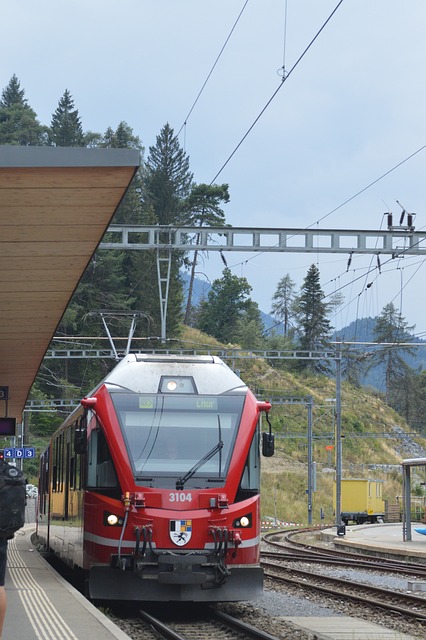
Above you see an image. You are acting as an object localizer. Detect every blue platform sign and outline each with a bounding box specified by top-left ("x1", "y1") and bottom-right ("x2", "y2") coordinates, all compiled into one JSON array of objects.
[{"x1": 3, "y1": 447, "x2": 36, "y2": 460}]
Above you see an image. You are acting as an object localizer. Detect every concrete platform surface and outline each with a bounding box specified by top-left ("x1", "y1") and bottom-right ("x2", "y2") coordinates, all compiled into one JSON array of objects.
[
  {"x1": 322, "y1": 522, "x2": 426, "y2": 560},
  {"x1": 284, "y1": 616, "x2": 417, "y2": 639},
  {"x1": 3, "y1": 525, "x2": 131, "y2": 640}
]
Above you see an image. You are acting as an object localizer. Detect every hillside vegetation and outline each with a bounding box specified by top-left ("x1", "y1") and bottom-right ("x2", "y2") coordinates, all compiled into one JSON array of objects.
[
  {"x1": 25, "y1": 327, "x2": 426, "y2": 525},
  {"x1": 181, "y1": 328, "x2": 426, "y2": 525}
]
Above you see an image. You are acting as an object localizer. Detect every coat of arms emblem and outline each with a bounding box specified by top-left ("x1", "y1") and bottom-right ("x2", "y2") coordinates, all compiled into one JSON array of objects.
[{"x1": 169, "y1": 519, "x2": 192, "y2": 546}]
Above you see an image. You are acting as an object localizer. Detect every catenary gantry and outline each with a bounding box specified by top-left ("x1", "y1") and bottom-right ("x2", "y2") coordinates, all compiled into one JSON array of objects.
[
  {"x1": 0, "y1": 145, "x2": 139, "y2": 420},
  {"x1": 100, "y1": 224, "x2": 426, "y2": 254}
]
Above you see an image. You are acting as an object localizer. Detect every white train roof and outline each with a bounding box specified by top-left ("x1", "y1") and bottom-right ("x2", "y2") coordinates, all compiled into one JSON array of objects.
[{"x1": 103, "y1": 353, "x2": 248, "y2": 395}]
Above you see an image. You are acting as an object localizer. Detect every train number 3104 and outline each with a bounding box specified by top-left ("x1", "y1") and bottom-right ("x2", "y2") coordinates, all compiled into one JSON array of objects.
[{"x1": 169, "y1": 492, "x2": 192, "y2": 503}]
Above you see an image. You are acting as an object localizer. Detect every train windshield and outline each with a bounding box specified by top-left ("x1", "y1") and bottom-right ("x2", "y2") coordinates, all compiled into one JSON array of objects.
[{"x1": 110, "y1": 393, "x2": 245, "y2": 488}]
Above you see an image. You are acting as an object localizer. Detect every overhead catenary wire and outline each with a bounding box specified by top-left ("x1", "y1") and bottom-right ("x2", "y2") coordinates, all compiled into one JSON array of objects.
[
  {"x1": 327, "y1": 256, "x2": 426, "y2": 340},
  {"x1": 177, "y1": 0, "x2": 250, "y2": 140},
  {"x1": 227, "y1": 142, "x2": 426, "y2": 275},
  {"x1": 279, "y1": 0, "x2": 289, "y2": 80},
  {"x1": 311, "y1": 143, "x2": 426, "y2": 229},
  {"x1": 210, "y1": 0, "x2": 345, "y2": 184},
  {"x1": 212, "y1": 6, "x2": 426, "y2": 301},
  {"x1": 303, "y1": 199, "x2": 426, "y2": 343},
  {"x1": 174, "y1": 0, "x2": 425, "y2": 321}
]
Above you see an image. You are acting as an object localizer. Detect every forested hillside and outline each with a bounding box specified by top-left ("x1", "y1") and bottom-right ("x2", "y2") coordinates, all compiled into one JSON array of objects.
[{"x1": 3, "y1": 73, "x2": 426, "y2": 521}]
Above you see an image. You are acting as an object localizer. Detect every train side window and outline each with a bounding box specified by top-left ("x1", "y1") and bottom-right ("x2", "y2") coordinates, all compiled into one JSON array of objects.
[
  {"x1": 236, "y1": 429, "x2": 260, "y2": 501},
  {"x1": 87, "y1": 427, "x2": 119, "y2": 491},
  {"x1": 52, "y1": 433, "x2": 66, "y2": 493},
  {"x1": 71, "y1": 419, "x2": 84, "y2": 490},
  {"x1": 52, "y1": 439, "x2": 58, "y2": 492},
  {"x1": 70, "y1": 454, "x2": 76, "y2": 490},
  {"x1": 69, "y1": 423, "x2": 81, "y2": 491},
  {"x1": 59, "y1": 433, "x2": 64, "y2": 492}
]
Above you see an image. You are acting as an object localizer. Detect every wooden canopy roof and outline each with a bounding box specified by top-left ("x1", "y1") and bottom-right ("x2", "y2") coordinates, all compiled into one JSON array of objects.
[{"x1": 0, "y1": 146, "x2": 139, "y2": 421}]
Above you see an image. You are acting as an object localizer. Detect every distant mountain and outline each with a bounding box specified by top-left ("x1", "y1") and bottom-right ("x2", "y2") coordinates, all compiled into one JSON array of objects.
[
  {"x1": 335, "y1": 317, "x2": 377, "y2": 343},
  {"x1": 181, "y1": 271, "x2": 211, "y2": 307}
]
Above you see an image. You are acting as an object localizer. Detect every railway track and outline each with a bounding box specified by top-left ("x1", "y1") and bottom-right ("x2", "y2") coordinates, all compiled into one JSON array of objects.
[
  {"x1": 261, "y1": 528, "x2": 426, "y2": 630},
  {"x1": 136, "y1": 606, "x2": 282, "y2": 640},
  {"x1": 261, "y1": 549, "x2": 426, "y2": 577},
  {"x1": 263, "y1": 560, "x2": 426, "y2": 623},
  {"x1": 263, "y1": 528, "x2": 426, "y2": 576}
]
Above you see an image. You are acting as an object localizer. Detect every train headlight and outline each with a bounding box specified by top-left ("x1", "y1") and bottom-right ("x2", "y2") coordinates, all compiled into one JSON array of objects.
[
  {"x1": 159, "y1": 376, "x2": 196, "y2": 393},
  {"x1": 103, "y1": 511, "x2": 123, "y2": 526},
  {"x1": 233, "y1": 513, "x2": 252, "y2": 528}
]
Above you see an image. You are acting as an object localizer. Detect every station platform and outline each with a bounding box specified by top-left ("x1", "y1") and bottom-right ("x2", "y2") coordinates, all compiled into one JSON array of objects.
[
  {"x1": 3, "y1": 520, "x2": 421, "y2": 640},
  {"x1": 278, "y1": 523, "x2": 423, "y2": 639},
  {"x1": 282, "y1": 616, "x2": 417, "y2": 639},
  {"x1": 3, "y1": 524, "x2": 131, "y2": 640},
  {"x1": 321, "y1": 522, "x2": 426, "y2": 561}
]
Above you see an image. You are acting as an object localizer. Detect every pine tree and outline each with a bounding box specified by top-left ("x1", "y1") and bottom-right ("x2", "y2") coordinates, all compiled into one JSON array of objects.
[
  {"x1": 140, "y1": 123, "x2": 193, "y2": 337},
  {"x1": 0, "y1": 75, "x2": 47, "y2": 145},
  {"x1": 196, "y1": 268, "x2": 252, "y2": 343},
  {"x1": 50, "y1": 89, "x2": 84, "y2": 146},
  {"x1": 235, "y1": 299, "x2": 265, "y2": 349},
  {"x1": 340, "y1": 344, "x2": 368, "y2": 387},
  {"x1": 409, "y1": 370, "x2": 426, "y2": 434},
  {"x1": 101, "y1": 121, "x2": 142, "y2": 151},
  {"x1": 368, "y1": 302, "x2": 416, "y2": 403},
  {"x1": 182, "y1": 183, "x2": 230, "y2": 324},
  {"x1": 293, "y1": 264, "x2": 332, "y2": 373},
  {"x1": 98, "y1": 122, "x2": 171, "y2": 339},
  {"x1": 58, "y1": 120, "x2": 145, "y2": 346},
  {"x1": 0, "y1": 74, "x2": 26, "y2": 107},
  {"x1": 100, "y1": 121, "x2": 144, "y2": 224},
  {"x1": 144, "y1": 123, "x2": 193, "y2": 224},
  {"x1": 271, "y1": 274, "x2": 296, "y2": 336}
]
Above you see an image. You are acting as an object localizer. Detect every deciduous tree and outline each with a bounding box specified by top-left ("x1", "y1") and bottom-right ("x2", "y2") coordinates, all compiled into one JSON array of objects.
[{"x1": 196, "y1": 268, "x2": 252, "y2": 343}]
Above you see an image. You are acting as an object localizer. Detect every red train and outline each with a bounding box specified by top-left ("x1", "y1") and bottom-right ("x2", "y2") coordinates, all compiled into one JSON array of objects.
[{"x1": 37, "y1": 354, "x2": 273, "y2": 602}]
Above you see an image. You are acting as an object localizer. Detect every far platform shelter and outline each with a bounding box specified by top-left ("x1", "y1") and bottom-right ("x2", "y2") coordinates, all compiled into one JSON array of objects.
[
  {"x1": 402, "y1": 457, "x2": 426, "y2": 541},
  {"x1": 0, "y1": 145, "x2": 139, "y2": 421}
]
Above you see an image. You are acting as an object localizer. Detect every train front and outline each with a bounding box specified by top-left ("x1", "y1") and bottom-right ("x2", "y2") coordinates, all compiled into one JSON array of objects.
[{"x1": 86, "y1": 354, "x2": 272, "y2": 602}]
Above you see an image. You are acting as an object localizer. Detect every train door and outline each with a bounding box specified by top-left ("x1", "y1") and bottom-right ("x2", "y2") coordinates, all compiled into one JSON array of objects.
[
  {"x1": 37, "y1": 446, "x2": 51, "y2": 548},
  {"x1": 64, "y1": 436, "x2": 71, "y2": 521}
]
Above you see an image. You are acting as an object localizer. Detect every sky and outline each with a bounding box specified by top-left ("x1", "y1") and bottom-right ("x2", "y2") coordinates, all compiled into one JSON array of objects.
[{"x1": 3, "y1": 0, "x2": 426, "y2": 337}]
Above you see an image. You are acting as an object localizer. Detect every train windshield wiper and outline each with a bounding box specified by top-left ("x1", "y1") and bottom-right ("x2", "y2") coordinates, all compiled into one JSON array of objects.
[{"x1": 176, "y1": 441, "x2": 223, "y2": 490}]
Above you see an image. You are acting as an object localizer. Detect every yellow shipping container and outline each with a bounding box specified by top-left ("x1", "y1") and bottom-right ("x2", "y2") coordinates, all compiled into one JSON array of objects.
[{"x1": 334, "y1": 478, "x2": 385, "y2": 525}]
